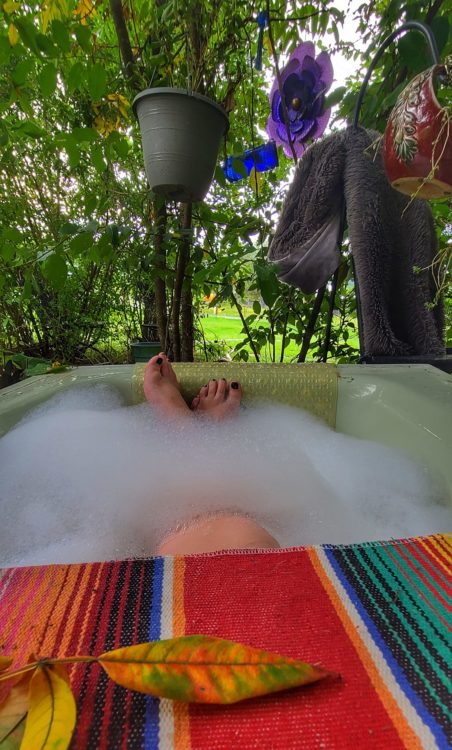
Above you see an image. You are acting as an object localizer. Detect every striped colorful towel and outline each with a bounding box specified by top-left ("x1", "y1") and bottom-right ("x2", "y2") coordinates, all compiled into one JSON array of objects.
[{"x1": 0, "y1": 535, "x2": 450, "y2": 749}]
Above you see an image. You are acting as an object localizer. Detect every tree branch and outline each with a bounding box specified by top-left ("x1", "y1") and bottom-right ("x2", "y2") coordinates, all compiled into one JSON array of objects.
[{"x1": 109, "y1": 0, "x2": 137, "y2": 85}]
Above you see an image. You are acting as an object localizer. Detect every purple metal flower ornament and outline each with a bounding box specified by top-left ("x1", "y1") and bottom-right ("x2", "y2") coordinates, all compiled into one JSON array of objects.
[{"x1": 266, "y1": 41, "x2": 334, "y2": 158}]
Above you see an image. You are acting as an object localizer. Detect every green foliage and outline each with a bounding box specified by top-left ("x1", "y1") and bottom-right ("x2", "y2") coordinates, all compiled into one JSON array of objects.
[{"x1": 0, "y1": 0, "x2": 449, "y2": 364}]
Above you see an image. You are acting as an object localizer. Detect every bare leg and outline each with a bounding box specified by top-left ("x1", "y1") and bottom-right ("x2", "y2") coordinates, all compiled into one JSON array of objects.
[
  {"x1": 157, "y1": 513, "x2": 280, "y2": 555},
  {"x1": 143, "y1": 353, "x2": 192, "y2": 420},
  {"x1": 191, "y1": 378, "x2": 242, "y2": 421}
]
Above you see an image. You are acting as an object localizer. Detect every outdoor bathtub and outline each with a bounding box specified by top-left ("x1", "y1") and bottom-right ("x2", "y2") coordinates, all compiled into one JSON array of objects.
[{"x1": 0, "y1": 362, "x2": 451, "y2": 500}]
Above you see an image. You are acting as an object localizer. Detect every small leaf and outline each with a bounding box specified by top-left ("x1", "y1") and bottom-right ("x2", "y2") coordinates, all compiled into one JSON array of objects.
[
  {"x1": 41, "y1": 253, "x2": 67, "y2": 289},
  {"x1": 324, "y1": 86, "x2": 346, "y2": 109},
  {"x1": 7, "y1": 24, "x2": 18, "y2": 46},
  {"x1": 74, "y1": 24, "x2": 91, "y2": 52},
  {"x1": 3, "y1": 1, "x2": 21, "y2": 12},
  {"x1": 231, "y1": 158, "x2": 248, "y2": 179},
  {"x1": 249, "y1": 167, "x2": 263, "y2": 195},
  {"x1": 0, "y1": 670, "x2": 31, "y2": 748},
  {"x1": 252, "y1": 300, "x2": 261, "y2": 315},
  {"x1": 66, "y1": 61, "x2": 84, "y2": 93},
  {"x1": 20, "y1": 663, "x2": 76, "y2": 750},
  {"x1": 50, "y1": 19, "x2": 70, "y2": 53},
  {"x1": 38, "y1": 63, "x2": 57, "y2": 97},
  {"x1": 86, "y1": 63, "x2": 107, "y2": 101},
  {"x1": 99, "y1": 636, "x2": 331, "y2": 705},
  {"x1": 15, "y1": 18, "x2": 42, "y2": 57}
]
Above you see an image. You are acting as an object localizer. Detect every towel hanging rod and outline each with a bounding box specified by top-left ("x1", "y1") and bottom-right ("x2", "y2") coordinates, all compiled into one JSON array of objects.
[{"x1": 353, "y1": 21, "x2": 442, "y2": 128}]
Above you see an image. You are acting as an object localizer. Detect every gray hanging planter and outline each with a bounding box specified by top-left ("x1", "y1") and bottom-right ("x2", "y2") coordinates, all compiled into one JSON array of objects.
[{"x1": 133, "y1": 87, "x2": 229, "y2": 203}]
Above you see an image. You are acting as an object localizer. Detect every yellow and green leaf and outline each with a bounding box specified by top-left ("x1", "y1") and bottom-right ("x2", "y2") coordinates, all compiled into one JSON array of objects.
[
  {"x1": 0, "y1": 671, "x2": 31, "y2": 749},
  {"x1": 20, "y1": 663, "x2": 76, "y2": 750},
  {"x1": 7, "y1": 24, "x2": 18, "y2": 46},
  {"x1": 99, "y1": 636, "x2": 331, "y2": 704}
]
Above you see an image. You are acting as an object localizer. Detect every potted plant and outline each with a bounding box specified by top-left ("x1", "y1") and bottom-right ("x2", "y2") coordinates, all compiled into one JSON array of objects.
[{"x1": 132, "y1": 87, "x2": 229, "y2": 203}]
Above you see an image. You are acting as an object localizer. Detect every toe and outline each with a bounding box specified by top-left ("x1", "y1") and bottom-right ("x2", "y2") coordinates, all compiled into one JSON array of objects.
[
  {"x1": 143, "y1": 355, "x2": 164, "y2": 401},
  {"x1": 146, "y1": 354, "x2": 164, "y2": 375},
  {"x1": 200, "y1": 385, "x2": 208, "y2": 399},
  {"x1": 215, "y1": 378, "x2": 227, "y2": 400},
  {"x1": 207, "y1": 379, "x2": 218, "y2": 397},
  {"x1": 191, "y1": 395, "x2": 200, "y2": 410},
  {"x1": 228, "y1": 380, "x2": 242, "y2": 403}
]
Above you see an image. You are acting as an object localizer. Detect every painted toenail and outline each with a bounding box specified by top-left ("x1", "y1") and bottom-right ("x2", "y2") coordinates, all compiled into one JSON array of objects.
[
  {"x1": 156, "y1": 357, "x2": 163, "y2": 364},
  {"x1": 221, "y1": 378, "x2": 226, "y2": 381},
  {"x1": 231, "y1": 381, "x2": 239, "y2": 389},
  {"x1": 203, "y1": 384, "x2": 207, "y2": 388}
]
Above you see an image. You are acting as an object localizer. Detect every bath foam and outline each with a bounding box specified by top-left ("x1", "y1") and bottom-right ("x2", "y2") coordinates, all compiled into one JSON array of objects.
[{"x1": 0, "y1": 384, "x2": 449, "y2": 566}]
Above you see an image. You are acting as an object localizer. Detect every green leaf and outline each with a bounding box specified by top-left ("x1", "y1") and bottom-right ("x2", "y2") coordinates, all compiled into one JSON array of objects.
[
  {"x1": 256, "y1": 263, "x2": 279, "y2": 308},
  {"x1": 214, "y1": 165, "x2": 226, "y2": 187},
  {"x1": 60, "y1": 222, "x2": 79, "y2": 236},
  {"x1": 11, "y1": 58, "x2": 34, "y2": 86},
  {"x1": 74, "y1": 24, "x2": 91, "y2": 53},
  {"x1": 91, "y1": 143, "x2": 106, "y2": 173},
  {"x1": 69, "y1": 232, "x2": 93, "y2": 257},
  {"x1": 35, "y1": 32, "x2": 58, "y2": 57},
  {"x1": 252, "y1": 300, "x2": 261, "y2": 315},
  {"x1": 66, "y1": 61, "x2": 85, "y2": 93},
  {"x1": 72, "y1": 127, "x2": 98, "y2": 144},
  {"x1": 51, "y1": 19, "x2": 71, "y2": 53},
  {"x1": 398, "y1": 32, "x2": 429, "y2": 72},
  {"x1": 63, "y1": 135, "x2": 80, "y2": 167},
  {"x1": 87, "y1": 63, "x2": 107, "y2": 101},
  {"x1": 324, "y1": 86, "x2": 346, "y2": 109},
  {"x1": 231, "y1": 158, "x2": 248, "y2": 179},
  {"x1": 16, "y1": 121, "x2": 47, "y2": 139},
  {"x1": 107, "y1": 132, "x2": 129, "y2": 158},
  {"x1": 0, "y1": 35, "x2": 12, "y2": 65},
  {"x1": 15, "y1": 18, "x2": 42, "y2": 58},
  {"x1": 0, "y1": 120, "x2": 9, "y2": 147},
  {"x1": 38, "y1": 62, "x2": 57, "y2": 97},
  {"x1": 431, "y1": 16, "x2": 449, "y2": 55},
  {"x1": 42, "y1": 253, "x2": 67, "y2": 289}
]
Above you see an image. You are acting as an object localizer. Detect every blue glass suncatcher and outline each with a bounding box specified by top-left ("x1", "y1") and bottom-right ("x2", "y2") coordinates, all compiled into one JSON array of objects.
[{"x1": 223, "y1": 141, "x2": 279, "y2": 182}]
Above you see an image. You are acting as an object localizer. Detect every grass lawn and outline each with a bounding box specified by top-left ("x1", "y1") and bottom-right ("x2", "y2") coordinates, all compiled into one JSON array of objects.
[{"x1": 197, "y1": 313, "x2": 359, "y2": 362}]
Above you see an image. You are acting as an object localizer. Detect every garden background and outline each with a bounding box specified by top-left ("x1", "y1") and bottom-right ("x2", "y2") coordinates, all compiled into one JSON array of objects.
[{"x1": 0, "y1": 0, "x2": 450, "y2": 374}]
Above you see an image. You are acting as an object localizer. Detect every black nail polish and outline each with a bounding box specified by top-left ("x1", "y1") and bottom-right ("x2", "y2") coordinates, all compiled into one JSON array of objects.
[
  {"x1": 231, "y1": 381, "x2": 239, "y2": 389},
  {"x1": 156, "y1": 357, "x2": 163, "y2": 365},
  {"x1": 211, "y1": 379, "x2": 217, "y2": 382},
  {"x1": 221, "y1": 378, "x2": 226, "y2": 382},
  {"x1": 203, "y1": 384, "x2": 207, "y2": 388}
]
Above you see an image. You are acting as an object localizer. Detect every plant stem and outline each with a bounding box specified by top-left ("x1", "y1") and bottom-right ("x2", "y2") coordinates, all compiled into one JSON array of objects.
[
  {"x1": 231, "y1": 290, "x2": 260, "y2": 362},
  {"x1": 297, "y1": 286, "x2": 326, "y2": 362},
  {"x1": 266, "y1": 0, "x2": 298, "y2": 164},
  {"x1": 0, "y1": 655, "x2": 98, "y2": 684}
]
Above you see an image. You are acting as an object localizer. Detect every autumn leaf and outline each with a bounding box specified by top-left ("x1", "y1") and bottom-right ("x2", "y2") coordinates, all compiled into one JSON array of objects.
[
  {"x1": 41, "y1": 0, "x2": 68, "y2": 33},
  {"x1": 249, "y1": 167, "x2": 263, "y2": 196},
  {"x1": 7, "y1": 24, "x2": 18, "y2": 46},
  {"x1": 3, "y1": 1, "x2": 20, "y2": 13},
  {"x1": 0, "y1": 671, "x2": 31, "y2": 749},
  {"x1": 20, "y1": 663, "x2": 76, "y2": 750},
  {"x1": 74, "y1": 0, "x2": 95, "y2": 25},
  {"x1": 99, "y1": 636, "x2": 331, "y2": 704},
  {"x1": 0, "y1": 659, "x2": 12, "y2": 673}
]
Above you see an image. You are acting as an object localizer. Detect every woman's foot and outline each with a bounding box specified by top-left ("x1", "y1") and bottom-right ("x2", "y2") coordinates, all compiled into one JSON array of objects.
[
  {"x1": 191, "y1": 379, "x2": 242, "y2": 421},
  {"x1": 143, "y1": 354, "x2": 191, "y2": 420}
]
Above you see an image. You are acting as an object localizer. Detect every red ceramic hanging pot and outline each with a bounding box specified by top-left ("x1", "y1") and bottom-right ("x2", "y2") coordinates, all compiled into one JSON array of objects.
[{"x1": 384, "y1": 63, "x2": 452, "y2": 199}]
